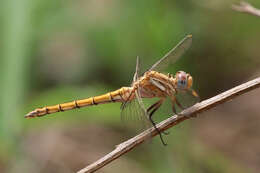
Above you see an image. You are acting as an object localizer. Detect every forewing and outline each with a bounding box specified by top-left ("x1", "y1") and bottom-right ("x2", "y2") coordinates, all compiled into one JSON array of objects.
[
  {"x1": 149, "y1": 35, "x2": 192, "y2": 72},
  {"x1": 121, "y1": 58, "x2": 150, "y2": 131},
  {"x1": 133, "y1": 56, "x2": 140, "y2": 82}
]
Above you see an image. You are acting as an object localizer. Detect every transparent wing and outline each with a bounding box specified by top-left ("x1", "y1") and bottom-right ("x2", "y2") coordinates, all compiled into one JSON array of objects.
[
  {"x1": 121, "y1": 55, "x2": 152, "y2": 131},
  {"x1": 133, "y1": 56, "x2": 140, "y2": 82},
  {"x1": 120, "y1": 97, "x2": 151, "y2": 132},
  {"x1": 149, "y1": 35, "x2": 192, "y2": 72}
]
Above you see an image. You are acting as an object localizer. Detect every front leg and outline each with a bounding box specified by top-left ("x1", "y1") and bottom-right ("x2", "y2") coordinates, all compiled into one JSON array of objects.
[
  {"x1": 175, "y1": 97, "x2": 184, "y2": 110},
  {"x1": 170, "y1": 96, "x2": 185, "y2": 114}
]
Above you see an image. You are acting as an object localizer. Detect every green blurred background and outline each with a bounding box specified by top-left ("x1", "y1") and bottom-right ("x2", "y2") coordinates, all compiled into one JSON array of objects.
[{"x1": 1, "y1": 0, "x2": 260, "y2": 172}]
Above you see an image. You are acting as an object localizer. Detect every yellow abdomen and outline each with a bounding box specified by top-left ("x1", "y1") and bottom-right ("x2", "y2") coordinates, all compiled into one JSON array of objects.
[{"x1": 25, "y1": 87, "x2": 132, "y2": 118}]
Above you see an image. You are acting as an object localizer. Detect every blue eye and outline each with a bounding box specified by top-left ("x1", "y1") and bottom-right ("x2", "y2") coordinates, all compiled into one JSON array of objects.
[
  {"x1": 179, "y1": 80, "x2": 184, "y2": 85},
  {"x1": 178, "y1": 80, "x2": 187, "y2": 89}
]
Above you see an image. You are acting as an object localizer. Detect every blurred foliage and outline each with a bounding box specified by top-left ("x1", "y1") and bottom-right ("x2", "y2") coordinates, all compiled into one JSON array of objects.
[{"x1": 0, "y1": 0, "x2": 260, "y2": 172}]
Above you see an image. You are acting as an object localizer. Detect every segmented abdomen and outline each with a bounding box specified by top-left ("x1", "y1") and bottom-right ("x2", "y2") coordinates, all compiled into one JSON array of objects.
[{"x1": 25, "y1": 87, "x2": 133, "y2": 118}]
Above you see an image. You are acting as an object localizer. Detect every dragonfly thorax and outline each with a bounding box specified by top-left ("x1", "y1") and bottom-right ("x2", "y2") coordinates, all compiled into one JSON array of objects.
[
  {"x1": 134, "y1": 70, "x2": 193, "y2": 99},
  {"x1": 135, "y1": 71, "x2": 174, "y2": 98}
]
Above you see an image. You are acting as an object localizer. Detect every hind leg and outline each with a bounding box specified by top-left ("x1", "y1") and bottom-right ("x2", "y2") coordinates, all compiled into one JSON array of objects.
[{"x1": 146, "y1": 99, "x2": 168, "y2": 146}]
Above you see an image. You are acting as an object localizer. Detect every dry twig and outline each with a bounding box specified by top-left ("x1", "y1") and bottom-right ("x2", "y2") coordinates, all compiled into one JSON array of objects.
[
  {"x1": 78, "y1": 77, "x2": 260, "y2": 173},
  {"x1": 232, "y1": 1, "x2": 260, "y2": 17}
]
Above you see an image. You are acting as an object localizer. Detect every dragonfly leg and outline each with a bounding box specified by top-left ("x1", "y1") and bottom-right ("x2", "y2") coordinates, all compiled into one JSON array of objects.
[
  {"x1": 172, "y1": 95, "x2": 198, "y2": 118},
  {"x1": 147, "y1": 101, "x2": 160, "y2": 112},
  {"x1": 147, "y1": 100, "x2": 168, "y2": 146},
  {"x1": 120, "y1": 88, "x2": 135, "y2": 110},
  {"x1": 148, "y1": 107, "x2": 167, "y2": 146},
  {"x1": 147, "y1": 99, "x2": 169, "y2": 135},
  {"x1": 175, "y1": 98, "x2": 184, "y2": 110},
  {"x1": 171, "y1": 96, "x2": 184, "y2": 114},
  {"x1": 172, "y1": 103, "x2": 177, "y2": 114},
  {"x1": 176, "y1": 97, "x2": 198, "y2": 117}
]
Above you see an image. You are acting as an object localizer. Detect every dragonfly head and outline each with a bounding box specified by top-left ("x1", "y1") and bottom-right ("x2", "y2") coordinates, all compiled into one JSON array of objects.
[{"x1": 175, "y1": 71, "x2": 193, "y2": 90}]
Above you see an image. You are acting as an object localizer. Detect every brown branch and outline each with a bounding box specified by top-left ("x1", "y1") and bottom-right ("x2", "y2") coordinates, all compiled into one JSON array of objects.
[
  {"x1": 77, "y1": 77, "x2": 260, "y2": 173},
  {"x1": 232, "y1": 1, "x2": 260, "y2": 17}
]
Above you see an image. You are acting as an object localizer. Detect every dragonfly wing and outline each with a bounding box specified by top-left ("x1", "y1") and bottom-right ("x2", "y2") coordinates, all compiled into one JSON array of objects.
[
  {"x1": 120, "y1": 100, "x2": 151, "y2": 131},
  {"x1": 120, "y1": 87, "x2": 151, "y2": 131},
  {"x1": 149, "y1": 35, "x2": 192, "y2": 72},
  {"x1": 121, "y1": 56, "x2": 141, "y2": 113},
  {"x1": 132, "y1": 56, "x2": 140, "y2": 83},
  {"x1": 135, "y1": 86, "x2": 154, "y2": 131}
]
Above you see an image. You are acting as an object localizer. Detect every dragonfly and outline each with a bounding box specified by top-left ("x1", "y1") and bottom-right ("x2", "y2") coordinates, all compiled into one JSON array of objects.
[{"x1": 25, "y1": 35, "x2": 199, "y2": 145}]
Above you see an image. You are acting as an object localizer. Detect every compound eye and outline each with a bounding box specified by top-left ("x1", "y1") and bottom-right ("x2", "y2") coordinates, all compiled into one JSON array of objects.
[
  {"x1": 175, "y1": 71, "x2": 189, "y2": 89},
  {"x1": 177, "y1": 78, "x2": 187, "y2": 89}
]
